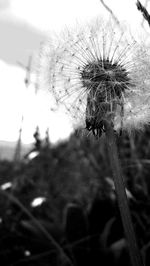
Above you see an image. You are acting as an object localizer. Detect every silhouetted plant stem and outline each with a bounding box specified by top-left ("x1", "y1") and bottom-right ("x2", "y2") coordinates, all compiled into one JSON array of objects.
[
  {"x1": 104, "y1": 121, "x2": 144, "y2": 266},
  {"x1": 136, "y1": 0, "x2": 150, "y2": 27},
  {"x1": 99, "y1": 0, "x2": 120, "y2": 25}
]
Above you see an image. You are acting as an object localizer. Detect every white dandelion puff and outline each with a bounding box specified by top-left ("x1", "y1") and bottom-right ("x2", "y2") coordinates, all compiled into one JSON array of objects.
[
  {"x1": 38, "y1": 18, "x2": 150, "y2": 135},
  {"x1": 38, "y1": 19, "x2": 147, "y2": 265}
]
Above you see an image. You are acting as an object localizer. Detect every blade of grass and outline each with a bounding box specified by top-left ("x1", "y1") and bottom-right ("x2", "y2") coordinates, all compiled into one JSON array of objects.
[{"x1": 0, "y1": 189, "x2": 73, "y2": 266}]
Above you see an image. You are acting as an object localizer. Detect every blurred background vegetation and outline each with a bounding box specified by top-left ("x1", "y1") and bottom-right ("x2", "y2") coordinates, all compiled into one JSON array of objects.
[{"x1": 1, "y1": 125, "x2": 150, "y2": 265}]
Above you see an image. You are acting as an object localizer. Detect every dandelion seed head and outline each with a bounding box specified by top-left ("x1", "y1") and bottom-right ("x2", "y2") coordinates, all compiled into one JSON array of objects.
[{"x1": 38, "y1": 18, "x2": 150, "y2": 135}]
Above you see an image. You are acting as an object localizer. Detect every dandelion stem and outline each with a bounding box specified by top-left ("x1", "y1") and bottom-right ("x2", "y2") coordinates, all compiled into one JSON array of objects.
[{"x1": 104, "y1": 121, "x2": 144, "y2": 266}]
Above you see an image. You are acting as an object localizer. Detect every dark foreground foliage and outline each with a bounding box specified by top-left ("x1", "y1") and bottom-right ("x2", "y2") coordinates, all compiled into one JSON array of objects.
[{"x1": 0, "y1": 127, "x2": 150, "y2": 265}]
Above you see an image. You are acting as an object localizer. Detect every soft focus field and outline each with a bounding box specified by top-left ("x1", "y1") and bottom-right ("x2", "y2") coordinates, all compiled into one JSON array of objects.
[{"x1": 0, "y1": 127, "x2": 150, "y2": 265}]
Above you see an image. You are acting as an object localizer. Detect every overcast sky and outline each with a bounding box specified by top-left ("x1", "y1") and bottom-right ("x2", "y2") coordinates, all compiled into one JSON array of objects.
[
  {"x1": 0, "y1": 0, "x2": 148, "y2": 144},
  {"x1": 0, "y1": 0, "x2": 145, "y2": 65}
]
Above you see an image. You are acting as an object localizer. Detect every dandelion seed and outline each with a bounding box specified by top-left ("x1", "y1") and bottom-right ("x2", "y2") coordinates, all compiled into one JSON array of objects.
[{"x1": 39, "y1": 18, "x2": 150, "y2": 135}]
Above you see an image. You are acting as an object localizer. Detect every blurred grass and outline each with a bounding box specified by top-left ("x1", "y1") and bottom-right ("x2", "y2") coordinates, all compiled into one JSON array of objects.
[{"x1": 0, "y1": 127, "x2": 150, "y2": 265}]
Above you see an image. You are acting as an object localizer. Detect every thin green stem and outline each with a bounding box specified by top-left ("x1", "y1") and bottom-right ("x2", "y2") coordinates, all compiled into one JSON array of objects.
[{"x1": 104, "y1": 121, "x2": 144, "y2": 266}]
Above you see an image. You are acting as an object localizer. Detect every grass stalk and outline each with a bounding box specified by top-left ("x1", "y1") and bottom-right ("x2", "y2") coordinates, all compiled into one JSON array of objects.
[
  {"x1": 0, "y1": 189, "x2": 73, "y2": 266},
  {"x1": 104, "y1": 121, "x2": 144, "y2": 266}
]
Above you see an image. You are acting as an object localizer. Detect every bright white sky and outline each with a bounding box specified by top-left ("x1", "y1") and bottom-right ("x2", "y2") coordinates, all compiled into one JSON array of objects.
[{"x1": 0, "y1": 0, "x2": 148, "y2": 144}]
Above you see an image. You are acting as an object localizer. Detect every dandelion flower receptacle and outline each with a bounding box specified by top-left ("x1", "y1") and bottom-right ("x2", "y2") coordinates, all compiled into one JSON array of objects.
[{"x1": 39, "y1": 18, "x2": 150, "y2": 136}]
